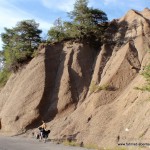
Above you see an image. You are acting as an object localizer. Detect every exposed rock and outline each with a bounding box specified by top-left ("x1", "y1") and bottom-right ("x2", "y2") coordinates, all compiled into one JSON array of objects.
[{"x1": 0, "y1": 8, "x2": 150, "y2": 148}]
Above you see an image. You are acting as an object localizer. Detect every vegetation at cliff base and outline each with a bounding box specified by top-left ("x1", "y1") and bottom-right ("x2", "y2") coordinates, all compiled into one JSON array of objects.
[
  {"x1": 133, "y1": 63, "x2": 150, "y2": 92},
  {"x1": 0, "y1": 69, "x2": 11, "y2": 88},
  {"x1": 142, "y1": 65, "x2": 150, "y2": 91}
]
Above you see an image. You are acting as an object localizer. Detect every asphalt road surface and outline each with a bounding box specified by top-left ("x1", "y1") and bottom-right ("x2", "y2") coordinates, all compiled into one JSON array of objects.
[{"x1": 0, "y1": 136, "x2": 91, "y2": 150}]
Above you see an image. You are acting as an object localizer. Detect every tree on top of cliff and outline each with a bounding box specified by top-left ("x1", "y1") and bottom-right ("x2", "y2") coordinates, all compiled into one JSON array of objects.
[
  {"x1": 1, "y1": 20, "x2": 42, "y2": 72},
  {"x1": 69, "y1": 0, "x2": 107, "y2": 25},
  {"x1": 48, "y1": 18, "x2": 69, "y2": 42},
  {"x1": 48, "y1": 0, "x2": 108, "y2": 44}
]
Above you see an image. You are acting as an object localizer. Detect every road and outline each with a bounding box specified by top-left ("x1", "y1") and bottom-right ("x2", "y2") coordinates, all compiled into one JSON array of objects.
[{"x1": 0, "y1": 136, "x2": 90, "y2": 150}]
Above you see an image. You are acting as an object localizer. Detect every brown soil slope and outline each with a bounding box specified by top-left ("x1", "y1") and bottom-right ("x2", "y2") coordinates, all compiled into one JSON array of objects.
[{"x1": 0, "y1": 8, "x2": 150, "y2": 147}]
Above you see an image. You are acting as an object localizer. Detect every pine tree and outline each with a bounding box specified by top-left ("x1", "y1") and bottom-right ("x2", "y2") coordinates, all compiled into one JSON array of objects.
[
  {"x1": 68, "y1": 0, "x2": 108, "y2": 41},
  {"x1": 48, "y1": 18, "x2": 68, "y2": 42},
  {"x1": 1, "y1": 20, "x2": 42, "y2": 71},
  {"x1": 47, "y1": 0, "x2": 108, "y2": 43}
]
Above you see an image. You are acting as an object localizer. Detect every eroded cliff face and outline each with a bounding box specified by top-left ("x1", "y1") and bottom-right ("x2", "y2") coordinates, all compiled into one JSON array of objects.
[
  {"x1": 0, "y1": 8, "x2": 150, "y2": 148},
  {"x1": 0, "y1": 42, "x2": 97, "y2": 133}
]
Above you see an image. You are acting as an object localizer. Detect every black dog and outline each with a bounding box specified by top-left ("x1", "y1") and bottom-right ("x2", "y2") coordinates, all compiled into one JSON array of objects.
[
  {"x1": 36, "y1": 127, "x2": 50, "y2": 142},
  {"x1": 43, "y1": 130, "x2": 50, "y2": 139}
]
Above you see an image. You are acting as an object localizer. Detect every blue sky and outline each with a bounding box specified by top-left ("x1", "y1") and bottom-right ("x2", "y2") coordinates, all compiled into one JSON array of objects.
[{"x1": 0, "y1": 0, "x2": 149, "y2": 50}]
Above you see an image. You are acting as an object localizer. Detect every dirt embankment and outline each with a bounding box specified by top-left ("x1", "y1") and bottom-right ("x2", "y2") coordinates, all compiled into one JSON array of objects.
[{"x1": 0, "y1": 8, "x2": 150, "y2": 148}]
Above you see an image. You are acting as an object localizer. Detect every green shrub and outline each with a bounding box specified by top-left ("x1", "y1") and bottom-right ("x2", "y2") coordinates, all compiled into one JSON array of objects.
[
  {"x1": 1, "y1": 20, "x2": 42, "y2": 72},
  {"x1": 97, "y1": 84, "x2": 110, "y2": 91},
  {"x1": 89, "y1": 81, "x2": 99, "y2": 93},
  {"x1": 32, "y1": 50, "x2": 39, "y2": 57},
  {"x1": 134, "y1": 65, "x2": 150, "y2": 92},
  {"x1": 47, "y1": 0, "x2": 108, "y2": 44},
  {"x1": 0, "y1": 69, "x2": 11, "y2": 87},
  {"x1": 133, "y1": 86, "x2": 145, "y2": 91},
  {"x1": 89, "y1": 81, "x2": 111, "y2": 93}
]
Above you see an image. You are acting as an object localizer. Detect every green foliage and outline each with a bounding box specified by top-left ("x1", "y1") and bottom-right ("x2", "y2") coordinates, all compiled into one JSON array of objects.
[
  {"x1": 48, "y1": 18, "x2": 69, "y2": 42},
  {"x1": 141, "y1": 65, "x2": 150, "y2": 91},
  {"x1": 47, "y1": 0, "x2": 108, "y2": 45},
  {"x1": 0, "y1": 68, "x2": 11, "y2": 87},
  {"x1": 1, "y1": 20, "x2": 42, "y2": 72},
  {"x1": 68, "y1": 0, "x2": 108, "y2": 41},
  {"x1": 89, "y1": 81, "x2": 111, "y2": 93},
  {"x1": 89, "y1": 81, "x2": 99, "y2": 93},
  {"x1": 0, "y1": 51, "x2": 4, "y2": 70},
  {"x1": 134, "y1": 65, "x2": 150, "y2": 92},
  {"x1": 133, "y1": 86, "x2": 145, "y2": 91},
  {"x1": 68, "y1": 0, "x2": 89, "y2": 27},
  {"x1": 31, "y1": 50, "x2": 39, "y2": 58}
]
